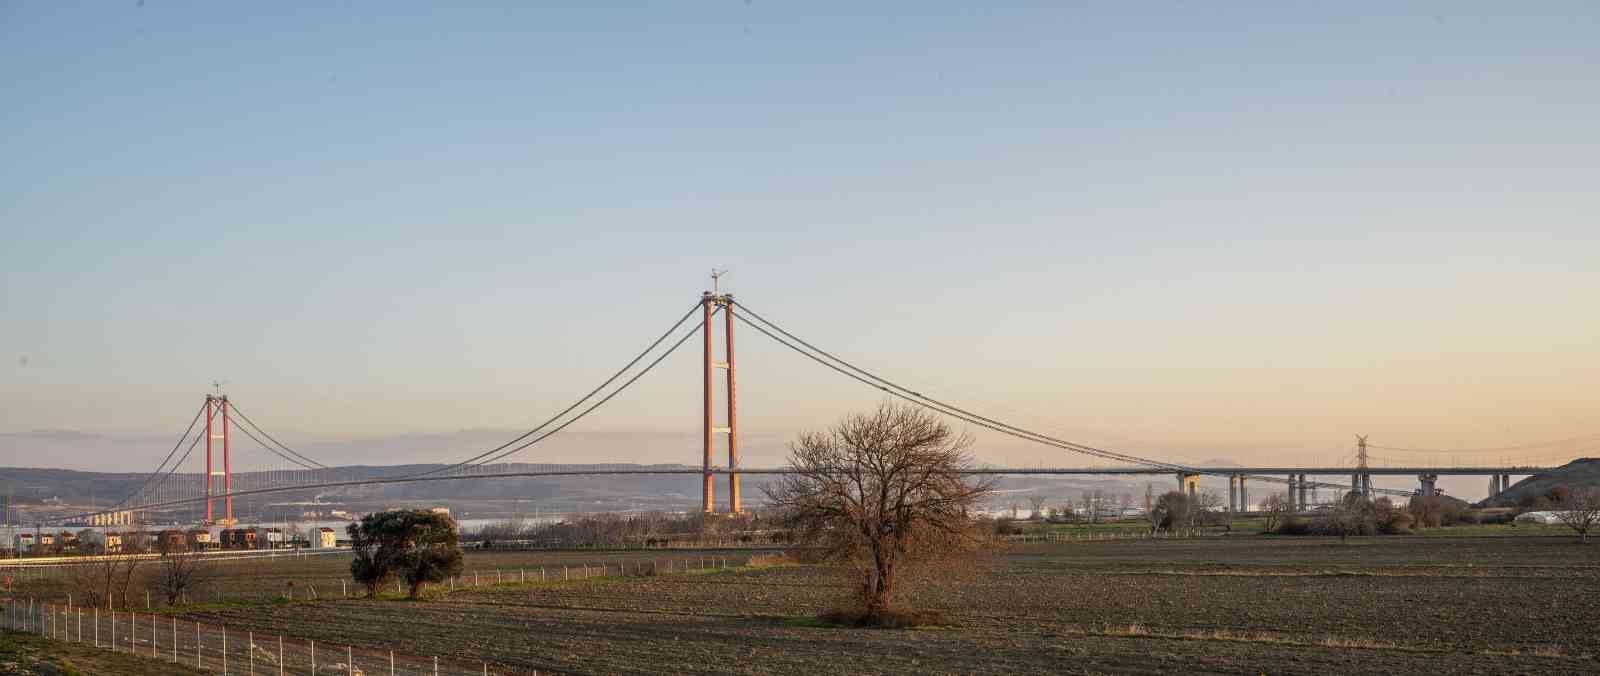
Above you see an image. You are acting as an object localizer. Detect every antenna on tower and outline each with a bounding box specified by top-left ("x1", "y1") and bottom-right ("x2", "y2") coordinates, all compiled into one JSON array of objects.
[
  {"x1": 212, "y1": 380, "x2": 229, "y2": 396},
  {"x1": 710, "y1": 268, "x2": 729, "y2": 295}
]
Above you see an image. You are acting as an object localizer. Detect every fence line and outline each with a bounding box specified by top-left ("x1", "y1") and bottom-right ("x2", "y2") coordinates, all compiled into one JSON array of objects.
[
  {"x1": 3, "y1": 597, "x2": 525, "y2": 675},
  {"x1": 1008, "y1": 529, "x2": 1231, "y2": 543},
  {"x1": 4, "y1": 553, "x2": 754, "y2": 674}
]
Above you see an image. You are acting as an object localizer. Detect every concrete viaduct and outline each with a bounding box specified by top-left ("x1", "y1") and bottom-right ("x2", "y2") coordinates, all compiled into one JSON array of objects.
[{"x1": 939, "y1": 466, "x2": 1541, "y2": 512}]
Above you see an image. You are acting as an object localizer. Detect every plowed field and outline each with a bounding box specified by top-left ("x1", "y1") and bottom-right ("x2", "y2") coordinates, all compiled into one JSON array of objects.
[{"x1": 174, "y1": 536, "x2": 1600, "y2": 675}]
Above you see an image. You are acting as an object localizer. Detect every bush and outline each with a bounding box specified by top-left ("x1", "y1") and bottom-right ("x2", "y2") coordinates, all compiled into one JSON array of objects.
[
  {"x1": 1273, "y1": 497, "x2": 1415, "y2": 537},
  {"x1": 992, "y1": 517, "x2": 1024, "y2": 536},
  {"x1": 1275, "y1": 517, "x2": 1316, "y2": 535},
  {"x1": 349, "y1": 509, "x2": 464, "y2": 598}
]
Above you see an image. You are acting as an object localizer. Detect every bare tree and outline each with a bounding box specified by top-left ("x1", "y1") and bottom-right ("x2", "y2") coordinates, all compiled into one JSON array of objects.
[
  {"x1": 1260, "y1": 493, "x2": 1291, "y2": 533},
  {"x1": 1195, "y1": 489, "x2": 1226, "y2": 528},
  {"x1": 1027, "y1": 496, "x2": 1047, "y2": 521},
  {"x1": 764, "y1": 403, "x2": 995, "y2": 623},
  {"x1": 156, "y1": 552, "x2": 212, "y2": 605},
  {"x1": 1553, "y1": 486, "x2": 1600, "y2": 544},
  {"x1": 1324, "y1": 496, "x2": 1365, "y2": 544},
  {"x1": 67, "y1": 553, "x2": 141, "y2": 608},
  {"x1": 1151, "y1": 491, "x2": 1193, "y2": 535}
]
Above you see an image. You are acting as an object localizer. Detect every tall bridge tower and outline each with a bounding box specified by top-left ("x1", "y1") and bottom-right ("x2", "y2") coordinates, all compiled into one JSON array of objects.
[{"x1": 702, "y1": 272, "x2": 741, "y2": 513}]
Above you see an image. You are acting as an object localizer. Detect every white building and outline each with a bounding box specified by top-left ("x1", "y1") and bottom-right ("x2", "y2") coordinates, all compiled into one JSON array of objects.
[{"x1": 88, "y1": 511, "x2": 134, "y2": 527}]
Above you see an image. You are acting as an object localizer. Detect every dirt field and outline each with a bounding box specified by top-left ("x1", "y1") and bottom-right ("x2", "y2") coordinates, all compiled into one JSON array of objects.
[
  {"x1": 4, "y1": 548, "x2": 769, "y2": 605},
  {"x1": 0, "y1": 629, "x2": 209, "y2": 675},
  {"x1": 142, "y1": 535, "x2": 1600, "y2": 675}
]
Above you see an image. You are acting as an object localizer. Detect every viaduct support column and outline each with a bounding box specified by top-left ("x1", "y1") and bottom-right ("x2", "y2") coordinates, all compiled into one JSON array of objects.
[
  {"x1": 1286, "y1": 474, "x2": 1298, "y2": 511},
  {"x1": 1228, "y1": 475, "x2": 1238, "y2": 514},
  {"x1": 1501, "y1": 474, "x2": 1511, "y2": 493},
  {"x1": 1417, "y1": 474, "x2": 1437, "y2": 497},
  {"x1": 1238, "y1": 476, "x2": 1249, "y2": 512},
  {"x1": 1298, "y1": 474, "x2": 1308, "y2": 509},
  {"x1": 701, "y1": 293, "x2": 714, "y2": 513}
]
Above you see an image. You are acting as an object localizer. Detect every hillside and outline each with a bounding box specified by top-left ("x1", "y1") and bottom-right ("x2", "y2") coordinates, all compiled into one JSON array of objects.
[{"x1": 1479, "y1": 458, "x2": 1600, "y2": 508}]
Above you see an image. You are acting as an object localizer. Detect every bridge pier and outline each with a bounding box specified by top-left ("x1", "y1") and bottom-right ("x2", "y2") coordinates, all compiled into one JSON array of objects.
[
  {"x1": 1177, "y1": 472, "x2": 1200, "y2": 497},
  {"x1": 1228, "y1": 475, "x2": 1238, "y2": 514},
  {"x1": 1238, "y1": 476, "x2": 1249, "y2": 512},
  {"x1": 1501, "y1": 474, "x2": 1511, "y2": 493},
  {"x1": 1287, "y1": 474, "x2": 1298, "y2": 511},
  {"x1": 1417, "y1": 474, "x2": 1438, "y2": 497},
  {"x1": 1297, "y1": 474, "x2": 1307, "y2": 509}
]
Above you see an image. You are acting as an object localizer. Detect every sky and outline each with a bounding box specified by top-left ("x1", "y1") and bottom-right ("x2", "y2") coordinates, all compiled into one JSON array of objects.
[{"x1": 3, "y1": 2, "x2": 1598, "y2": 498}]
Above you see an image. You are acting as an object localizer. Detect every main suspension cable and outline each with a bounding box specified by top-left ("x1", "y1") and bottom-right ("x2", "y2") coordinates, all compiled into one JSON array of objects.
[
  {"x1": 469, "y1": 308, "x2": 712, "y2": 467},
  {"x1": 732, "y1": 301, "x2": 1183, "y2": 469},
  {"x1": 103, "y1": 401, "x2": 208, "y2": 512},
  {"x1": 226, "y1": 411, "x2": 323, "y2": 471},
  {"x1": 227, "y1": 403, "x2": 329, "y2": 469},
  {"x1": 407, "y1": 300, "x2": 708, "y2": 478},
  {"x1": 135, "y1": 404, "x2": 219, "y2": 508},
  {"x1": 733, "y1": 302, "x2": 1398, "y2": 495}
]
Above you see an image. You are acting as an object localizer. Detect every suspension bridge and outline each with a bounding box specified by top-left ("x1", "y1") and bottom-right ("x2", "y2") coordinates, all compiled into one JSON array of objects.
[{"x1": 37, "y1": 286, "x2": 1585, "y2": 529}]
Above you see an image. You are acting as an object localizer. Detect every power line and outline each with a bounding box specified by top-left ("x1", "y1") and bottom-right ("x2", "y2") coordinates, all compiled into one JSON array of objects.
[{"x1": 1369, "y1": 433, "x2": 1600, "y2": 454}]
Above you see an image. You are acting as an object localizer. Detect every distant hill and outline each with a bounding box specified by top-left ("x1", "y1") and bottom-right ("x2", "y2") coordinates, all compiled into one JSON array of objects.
[
  {"x1": 0, "y1": 463, "x2": 711, "y2": 521},
  {"x1": 1478, "y1": 458, "x2": 1600, "y2": 508}
]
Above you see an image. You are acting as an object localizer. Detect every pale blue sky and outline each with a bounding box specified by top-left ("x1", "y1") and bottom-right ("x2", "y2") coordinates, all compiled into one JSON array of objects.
[{"x1": 3, "y1": 2, "x2": 1598, "y2": 487}]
